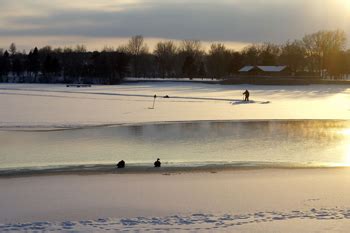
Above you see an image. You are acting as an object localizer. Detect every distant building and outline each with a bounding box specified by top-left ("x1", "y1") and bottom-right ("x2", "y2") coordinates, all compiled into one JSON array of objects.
[
  {"x1": 239, "y1": 66, "x2": 291, "y2": 75},
  {"x1": 239, "y1": 66, "x2": 256, "y2": 72}
]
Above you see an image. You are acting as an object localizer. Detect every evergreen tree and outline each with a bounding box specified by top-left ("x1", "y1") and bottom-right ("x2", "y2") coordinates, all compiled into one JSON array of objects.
[
  {"x1": 12, "y1": 58, "x2": 23, "y2": 77},
  {"x1": 0, "y1": 51, "x2": 11, "y2": 81},
  {"x1": 27, "y1": 47, "x2": 40, "y2": 81}
]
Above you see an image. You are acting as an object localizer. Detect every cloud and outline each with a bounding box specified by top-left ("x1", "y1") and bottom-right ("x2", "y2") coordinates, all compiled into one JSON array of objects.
[{"x1": 0, "y1": 0, "x2": 349, "y2": 50}]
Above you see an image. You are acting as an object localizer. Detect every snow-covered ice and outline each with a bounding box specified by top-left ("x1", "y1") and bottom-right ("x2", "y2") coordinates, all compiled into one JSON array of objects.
[{"x1": 0, "y1": 82, "x2": 349, "y2": 129}]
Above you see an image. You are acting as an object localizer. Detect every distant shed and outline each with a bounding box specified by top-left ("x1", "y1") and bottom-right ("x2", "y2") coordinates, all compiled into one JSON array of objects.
[
  {"x1": 239, "y1": 65, "x2": 291, "y2": 75},
  {"x1": 257, "y1": 66, "x2": 288, "y2": 72},
  {"x1": 239, "y1": 66, "x2": 255, "y2": 72}
]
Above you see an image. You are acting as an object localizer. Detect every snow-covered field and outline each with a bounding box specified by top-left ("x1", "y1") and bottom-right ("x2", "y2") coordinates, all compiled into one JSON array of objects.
[{"x1": 0, "y1": 82, "x2": 350, "y2": 128}]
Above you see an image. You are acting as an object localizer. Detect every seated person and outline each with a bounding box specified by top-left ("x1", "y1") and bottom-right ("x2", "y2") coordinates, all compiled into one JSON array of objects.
[
  {"x1": 116, "y1": 160, "x2": 125, "y2": 168},
  {"x1": 154, "y1": 158, "x2": 161, "y2": 168}
]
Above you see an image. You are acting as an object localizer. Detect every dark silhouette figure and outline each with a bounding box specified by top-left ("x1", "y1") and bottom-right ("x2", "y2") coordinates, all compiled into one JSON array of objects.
[
  {"x1": 243, "y1": 90, "x2": 250, "y2": 102},
  {"x1": 117, "y1": 160, "x2": 125, "y2": 168},
  {"x1": 150, "y1": 94, "x2": 157, "y2": 109},
  {"x1": 154, "y1": 158, "x2": 161, "y2": 168}
]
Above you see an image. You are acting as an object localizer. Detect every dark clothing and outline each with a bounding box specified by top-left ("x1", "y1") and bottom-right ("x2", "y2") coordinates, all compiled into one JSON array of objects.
[
  {"x1": 154, "y1": 159, "x2": 161, "y2": 168},
  {"x1": 243, "y1": 90, "x2": 250, "y2": 102},
  {"x1": 117, "y1": 160, "x2": 125, "y2": 168}
]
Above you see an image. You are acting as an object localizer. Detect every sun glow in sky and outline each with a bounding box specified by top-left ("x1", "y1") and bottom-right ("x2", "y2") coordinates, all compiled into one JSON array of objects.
[
  {"x1": 342, "y1": 0, "x2": 350, "y2": 10},
  {"x1": 334, "y1": 0, "x2": 350, "y2": 20}
]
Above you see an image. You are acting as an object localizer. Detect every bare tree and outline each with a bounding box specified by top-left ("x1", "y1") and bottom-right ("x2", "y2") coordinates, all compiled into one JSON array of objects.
[
  {"x1": 179, "y1": 40, "x2": 202, "y2": 56},
  {"x1": 75, "y1": 45, "x2": 87, "y2": 53},
  {"x1": 9, "y1": 43, "x2": 17, "y2": 56},
  {"x1": 102, "y1": 46, "x2": 115, "y2": 52},
  {"x1": 303, "y1": 30, "x2": 346, "y2": 77},
  {"x1": 242, "y1": 44, "x2": 260, "y2": 65},
  {"x1": 154, "y1": 41, "x2": 177, "y2": 78},
  {"x1": 53, "y1": 47, "x2": 63, "y2": 53},
  {"x1": 127, "y1": 35, "x2": 148, "y2": 56},
  {"x1": 179, "y1": 40, "x2": 204, "y2": 78},
  {"x1": 39, "y1": 46, "x2": 53, "y2": 55},
  {"x1": 280, "y1": 40, "x2": 306, "y2": 73},
  {"x1": 242, "y1": 43, "x2": 280, "y2": 66},
  {"x1": 207, "y1": 43, "x2": 230, "y2": 78},
  {"x1": 127, "y1": 35, "x2": 149, "y2": 77},
  {"x1": 258, "y1": 43, "x2": 280, "y2": 65},
  {"x1": 63, "y1": 47, "x2": 74, "y2": 53},
  {"x1": 116, "y1": 45, "x2": 129, "y2": 53}
]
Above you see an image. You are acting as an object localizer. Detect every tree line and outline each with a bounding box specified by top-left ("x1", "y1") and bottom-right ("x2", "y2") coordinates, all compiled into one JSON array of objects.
[{"x1": 0, "y1": 30, "x2": 349, "y2": 84}]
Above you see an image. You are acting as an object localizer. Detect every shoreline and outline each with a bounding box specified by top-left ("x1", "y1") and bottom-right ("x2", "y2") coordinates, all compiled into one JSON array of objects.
[
  {"x1": 1, "y1": 165, "x2": 350, "y2": 179},
  {"x1": 1, "y1": 118, "x2": 350, "y2": 132}
]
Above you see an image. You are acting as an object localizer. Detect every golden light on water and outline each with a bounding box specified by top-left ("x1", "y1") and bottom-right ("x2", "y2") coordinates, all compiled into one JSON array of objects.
[
  {"x1": 340, "y1": 128, "x2": 350, "y2": 166},
  {"x1": 343, "y1": 144, "x2": 350, "y2": 166},
  {"x1": 340, "y1": 128, "x2": 350, "y2": 136}
]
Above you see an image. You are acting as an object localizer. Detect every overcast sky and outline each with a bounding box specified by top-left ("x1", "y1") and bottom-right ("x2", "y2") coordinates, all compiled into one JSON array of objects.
[{"x1": 0, "y1": 0, "x2": 349, "y2": 51}]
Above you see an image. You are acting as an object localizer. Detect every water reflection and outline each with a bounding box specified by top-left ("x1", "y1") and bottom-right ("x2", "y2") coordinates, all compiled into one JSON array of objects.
[
  {"x1": 340, "y1": 128, "x2": 350, "y2": 136},
  {"x1": 128, "y1": 125, "x2": 145, "y2": 137},
  {"x1": 0, "y1": 120, "x2": 350, "y2": 169}
]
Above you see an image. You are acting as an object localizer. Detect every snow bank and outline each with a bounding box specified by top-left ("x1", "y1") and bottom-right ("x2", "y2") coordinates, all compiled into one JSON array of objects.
[{"x1": 2, "y1": 169, "x2": 350, "y2": 232}]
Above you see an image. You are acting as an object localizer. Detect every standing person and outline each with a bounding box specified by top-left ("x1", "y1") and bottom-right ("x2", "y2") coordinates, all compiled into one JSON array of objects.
[
  {"x1": 243, "y1": 90, "x2": 250, "y2": 102},
  {"x1": 154, "y1": 158, "x2": 161, "y2": 168}
]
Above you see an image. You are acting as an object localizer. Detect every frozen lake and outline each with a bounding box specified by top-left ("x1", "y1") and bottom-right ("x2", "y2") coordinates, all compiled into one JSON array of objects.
[{"x1": 1, "y1": 120, "x2": 350, "y2": 174}]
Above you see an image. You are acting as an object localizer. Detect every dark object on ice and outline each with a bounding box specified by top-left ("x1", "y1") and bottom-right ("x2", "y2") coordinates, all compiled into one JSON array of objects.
[
  {"x1": 163, "y1": 95, "x2": 170, "y2": 98},
  {"x1": 66, "y1": 84, "x2": 91, "y2": 88},
  {"x1": 154, "y1": 158, "x2": 161, "y2": 168},
  {"x1": 117, "y1": 160, "x2": 125, "y2": 168},
  {"x1": 243, "y1": 90, "x2": 250, "y2": 102},
  {"x1": 149, "y1": 94, "x2": 157, "y2": 109}
]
